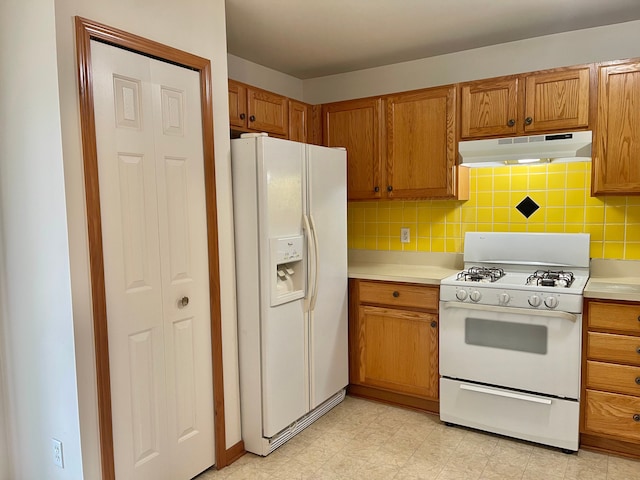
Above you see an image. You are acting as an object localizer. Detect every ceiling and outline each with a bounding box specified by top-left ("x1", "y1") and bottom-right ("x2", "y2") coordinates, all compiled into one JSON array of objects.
[{"x1": 225, "y1": 0, "x2": 640, "y2": 79}]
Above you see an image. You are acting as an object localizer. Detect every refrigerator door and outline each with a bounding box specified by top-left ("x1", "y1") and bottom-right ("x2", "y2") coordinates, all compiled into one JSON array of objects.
[
  {"x1": 306, "y1": 145, "x2": 349, "y2": 409},
  {"x1": 258, "y1": 138, "x2": 309, "y2": 437}
]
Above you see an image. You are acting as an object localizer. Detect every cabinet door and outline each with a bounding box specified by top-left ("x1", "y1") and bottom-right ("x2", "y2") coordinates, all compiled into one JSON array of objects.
[
  {"x1": 592, "y1": 61, "x2": 640, "y2": 195},
  {"x1": 228, "y1": 80, "x2": 247, "y2": 128},
  {"x1": 524, "y1": 67, "x2": 591, "y2": 133},
  {"x1": 288, "y1": 99, "x2": 309, "y2": 143},
  {"x1": 387, "y1": 86, "x2": 457, "y2": 198},
  {"x1": 353, "y1": 305, "x2": 438, "y2": 399},
  {"x1": 460, "y1": 78, "x2": 518, "y2": 138},
  {"x1": 323, "y1": 98, "x2": 383, "y2": 200},
  {"x1": 247, "y1": 86, "x2": 289, "y2": 136}
]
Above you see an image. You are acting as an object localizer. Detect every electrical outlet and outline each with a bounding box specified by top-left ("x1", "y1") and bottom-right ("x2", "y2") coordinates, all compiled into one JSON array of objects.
[
  {"x1": 51, "y1": 438, "x2": 64, "y2": 468},
  {"x1": 400, "y1": 227, "x2": 410, "y2": 243}
]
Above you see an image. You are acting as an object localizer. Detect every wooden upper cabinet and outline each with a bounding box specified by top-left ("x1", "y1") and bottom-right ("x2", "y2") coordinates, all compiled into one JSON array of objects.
[
  {"x1": 323, "y1": 98, "x2": 384, "y2": 201},
  {"x1": 592, "y1": 60, "x2": 640, "y2": 195},
  {"x1": 386, "y1": 86, "x2": 458, "y2": 199},
  {"x1": 288, "y1": 99, "x2": 310, "y2": 143},
  {"x1": 460, "y1": 66, "x2": 592, "y2": 139},
  {"x1": 246, "y1": 86, "x2": 288, "y2": 136},
  {"x1": 228, "y1": 79, "x2": 288, "y2": 136},
  {"x1": 228, "y1": 80, "x2": 247, "y2": 128},
  {"x1": 524, "y1": 68, "x2": 591, "y2": 134},
  {"x1": 460, "y1": 78, "x2": 518, "y2": 139}
]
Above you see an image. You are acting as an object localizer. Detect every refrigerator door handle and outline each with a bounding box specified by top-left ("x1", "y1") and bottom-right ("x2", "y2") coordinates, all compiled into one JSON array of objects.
[
  {"x1": 309, "y1": 214, "x2": 320, "y2": 312},
  {"x1": 303, "y1": 214, "x2": 315, "y2": 312}
]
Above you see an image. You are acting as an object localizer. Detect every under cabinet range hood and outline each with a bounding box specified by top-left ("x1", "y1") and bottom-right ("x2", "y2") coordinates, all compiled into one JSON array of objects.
[{"x1": 459, "y1": 131, "x2": 592, "y2": 167}]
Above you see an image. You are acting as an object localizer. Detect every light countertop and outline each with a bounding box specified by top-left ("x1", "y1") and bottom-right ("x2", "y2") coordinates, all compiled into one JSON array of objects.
[
  {"x1": 348, "y1": 250, "x2": 462, "y2": 285},
  {"x1": 584, "y1": 258, "x2": 640, "y2": 302},
  {"x1": 349, "y1": 251, "x2": 640, "y2": 303}
]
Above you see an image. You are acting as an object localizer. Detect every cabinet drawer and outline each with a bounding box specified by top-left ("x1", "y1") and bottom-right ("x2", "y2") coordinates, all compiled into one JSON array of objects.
[
  {"x1": 588, "y1": 301, "x2": 640, "y2": 334},
  {"x1": 584, "y1": 390, "x2": 640, "y2": 442},
  {"x1": 587, "y1": 332, "x2": 640, "y2": 366},
  {"x1": 586, "y1": 360, "x2": 640, "y2": 397},
  {"x1": 358, "y1": 281, "x2": 438, "y2": 310}
]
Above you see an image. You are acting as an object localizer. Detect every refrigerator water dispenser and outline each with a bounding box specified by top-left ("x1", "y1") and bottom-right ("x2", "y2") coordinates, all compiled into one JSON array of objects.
[{"x1": 269, "y1": 235, "x2": 305, "y2": 306}]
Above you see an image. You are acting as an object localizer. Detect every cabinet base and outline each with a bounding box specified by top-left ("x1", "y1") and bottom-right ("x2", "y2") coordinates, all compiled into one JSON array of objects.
[
  {"x1": 347, "y1": 384, "x2": 439, "y2": 414},
  {"x1": 580, "y1": 433, "x2": 640, "y2": 459}
]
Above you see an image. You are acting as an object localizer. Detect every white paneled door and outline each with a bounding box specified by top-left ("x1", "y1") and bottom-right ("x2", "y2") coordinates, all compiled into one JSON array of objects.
[{"x1": 91, "y1": 40, "x2": 214, "y2": 480}]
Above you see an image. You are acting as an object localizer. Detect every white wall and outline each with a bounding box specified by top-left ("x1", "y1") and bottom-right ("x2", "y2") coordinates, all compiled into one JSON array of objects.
[
  {"x1": 0, "y1": 0, "x2": 83, "y2": 478},
  {"x1": 303, "y1": 19, "x2": 640, "y2": 104},
  {"x1": 52, "y1": 0, "x2": 241, "y2": 477},
  {"x1": 228, "y1": 53, "x2": 304, "y2": 100}
]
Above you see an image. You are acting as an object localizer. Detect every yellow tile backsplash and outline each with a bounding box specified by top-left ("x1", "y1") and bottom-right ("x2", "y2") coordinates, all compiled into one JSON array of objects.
[{"x1": 347, "y1": 162, "x2": 640, "y2": 260}]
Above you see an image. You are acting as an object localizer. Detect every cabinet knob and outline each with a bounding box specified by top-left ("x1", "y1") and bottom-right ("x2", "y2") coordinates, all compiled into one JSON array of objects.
[
  {"x1": 637, "y1": 315, "x2": 640, "y2": 322},
  {"x1": 524, "y1": 117, "x2": 533, "y2": 126},
  {"x1": 392, "y1": 291, "x2": 400, "y2": 298},
  {"x1": 249, "y1": 115, "x2": 256, "y2": 122},
  {"x1": 430, "y1": 320, "x2": 437, "y2": 328},
  {"x1": 178, "y1": 296, "x2": 189, "y2": 308},
  {"x1": 239, "y1": 113, "x2": 246, "y2": 120},
  {"x1": 387, "y1": 185, "x2": 393, "y2": 192},
  {"x1": 636, "y1": 346, "x2": 640, "y2": 354},
  {"x1": 634, "y1": 414, "x2": 640, "y2": 422},
  {"x1": 636, "y1": 377, "x2": 640, "y2": 385},
  {"x1": 374, "y1": 186, "x2": 380, "y2": 193},
  {"x1": 507, "y1": 119, "x2": 515, "y2": 127}
]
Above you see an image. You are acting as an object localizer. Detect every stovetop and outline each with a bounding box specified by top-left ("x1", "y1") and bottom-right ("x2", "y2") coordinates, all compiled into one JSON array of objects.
[{"x1": 439, "y1": 232, "x2": 591, "y2": 313}]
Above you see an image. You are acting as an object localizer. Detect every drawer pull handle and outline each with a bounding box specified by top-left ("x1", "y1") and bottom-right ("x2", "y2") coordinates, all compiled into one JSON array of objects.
[
  {"x1": 637, "y1": 346, "x2": 640, "y2": 354},
  {"x1": 637, "y1": 315, "x2": 640, "y2": 322},
  {"x1": 634, "y1": 414, "x2": 640, "y2": 422},
  {"x1": 636, "y1": 377, "x2": 640, "y2": 385},
  {"x1": 392, "y1": 291, "x2": 400, "y2": 298}
]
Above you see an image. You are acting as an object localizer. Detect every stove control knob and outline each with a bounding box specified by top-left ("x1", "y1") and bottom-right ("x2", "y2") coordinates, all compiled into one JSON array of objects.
[
  {"x1": 456, "y1": 290, "x2": 468, "y2": 301},
  {"x1": 544, "y1": 296, "x2": 559, "y2": 309},
  {"x1": 498, "y1": 293, "x2": 510, "y2": 305},
  {"x1": 470, "y1": 290, "x2": 482, "y2": 302},
  {"x1": 528, "y1": 295, "x2": 542, "y2": 307}
]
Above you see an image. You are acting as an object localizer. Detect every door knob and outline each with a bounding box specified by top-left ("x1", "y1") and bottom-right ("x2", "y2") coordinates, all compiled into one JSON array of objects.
[{"x1": 179, "y1": 296, "x2": 189, "y2": 308}]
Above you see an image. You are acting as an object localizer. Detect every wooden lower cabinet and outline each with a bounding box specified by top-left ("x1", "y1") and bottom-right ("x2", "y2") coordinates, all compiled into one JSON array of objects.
[
  {"x1": 581, "y1": 299, "x2": 640, "y2": 458},
  {"x1": 349, "y1": 279, "x2": 439, "y2": 413}
]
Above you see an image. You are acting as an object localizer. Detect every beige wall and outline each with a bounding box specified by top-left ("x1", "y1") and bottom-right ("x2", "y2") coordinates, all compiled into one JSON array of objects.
[
  {"x1": 302, "y1": 19, "x2": 640, "y2": 104},
  {"x1": 0, "y1": 0, "x2": 83, "y2": 478},
  {"x1": 228, "y1": 53, "x2": 304, "y2": 100}
]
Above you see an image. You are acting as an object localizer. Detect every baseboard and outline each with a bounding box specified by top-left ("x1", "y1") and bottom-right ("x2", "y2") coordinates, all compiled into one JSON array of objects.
[
  {"x1": 347, "y1": 384, "x2": 439, "y2": 414},
  {"x1": 220, "y1": 440, "x2": 245, "y2": 468},
  {"x1": 580, "y1": 433, "x2": 640, "y2": 459}
]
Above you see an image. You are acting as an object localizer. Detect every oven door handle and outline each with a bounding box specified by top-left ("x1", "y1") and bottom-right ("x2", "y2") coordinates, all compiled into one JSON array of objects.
[
  {"x1": 441, "y1": 302, "x2": 577, "y2": 322},
  {"x1": 460, "y1": 384, "x2": 553, "y2": 405}
]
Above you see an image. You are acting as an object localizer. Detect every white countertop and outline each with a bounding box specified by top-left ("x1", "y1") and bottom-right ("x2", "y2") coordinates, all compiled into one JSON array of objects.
[
  {"x1": 348, "y1": 250, "x2": 462, "y2": 285},
  {"x1": 584, "y1": 258, "x2": 640, "y2": 302},
  {"x1": 348, "y1": 251, "x2": 640, "y2": 303}
]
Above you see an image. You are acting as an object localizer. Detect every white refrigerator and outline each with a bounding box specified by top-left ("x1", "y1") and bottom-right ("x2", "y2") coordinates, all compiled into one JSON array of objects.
[{"x1": 231, "y1": 134, "x2": 348, "y2": 456}]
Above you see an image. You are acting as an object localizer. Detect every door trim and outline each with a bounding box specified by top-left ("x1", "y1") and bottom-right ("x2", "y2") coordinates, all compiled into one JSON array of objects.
[{"x1": 75, "y1": 17, "x2": 231, "y2": 478}]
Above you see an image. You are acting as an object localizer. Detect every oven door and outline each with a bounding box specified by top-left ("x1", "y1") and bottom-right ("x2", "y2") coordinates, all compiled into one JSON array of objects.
[{"x1": 439, "y1": 301, "x2": 582, "y2": 399}]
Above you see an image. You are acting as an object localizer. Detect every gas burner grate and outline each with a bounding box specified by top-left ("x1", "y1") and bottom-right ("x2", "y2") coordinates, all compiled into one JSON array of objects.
[
  {"x1": 526, "y1": 270, "x2": 575, "y2": 288},
  {"x1": 457, "y1": 266, "x2": 505, "y2": 283}
]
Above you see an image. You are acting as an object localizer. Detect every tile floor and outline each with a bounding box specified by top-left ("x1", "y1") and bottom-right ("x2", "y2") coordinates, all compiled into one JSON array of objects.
[{"x1": 196, "y1": 396, "x2": 640, "y2": 480}]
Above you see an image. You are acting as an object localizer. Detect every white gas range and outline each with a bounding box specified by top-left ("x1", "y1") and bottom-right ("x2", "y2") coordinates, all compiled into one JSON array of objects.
[{"x1": 439, "y1": 232, "x2": 590, "y2": 452}]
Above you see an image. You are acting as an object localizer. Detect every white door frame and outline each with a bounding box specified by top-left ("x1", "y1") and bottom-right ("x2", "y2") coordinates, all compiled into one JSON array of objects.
[{"x1": 75, "y1": 17, "x2": 233, "y2": 479}]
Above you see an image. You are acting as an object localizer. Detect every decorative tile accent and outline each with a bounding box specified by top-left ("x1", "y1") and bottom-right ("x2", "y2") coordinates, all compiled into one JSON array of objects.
[
  {"x1": 347, "y1": 162, "x2": 640, "y2": 260},
  {"x1": 516, "y1": 196, "x2": 540, "y2": 219}
]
